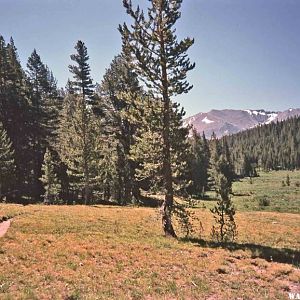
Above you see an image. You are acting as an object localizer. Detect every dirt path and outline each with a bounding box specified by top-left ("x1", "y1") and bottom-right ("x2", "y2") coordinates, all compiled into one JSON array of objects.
[{"x1": 0, "y1": 220, "x2": 11, "y2": 238}]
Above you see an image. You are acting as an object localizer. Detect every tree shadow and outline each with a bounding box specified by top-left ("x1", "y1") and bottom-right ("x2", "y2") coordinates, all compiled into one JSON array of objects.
[
  {"x1": 182, "y1": 237, "x2": 300, "y2": 266},
  {"x1": 138, "y1": 195, "x2": 163, "y2": 208},
  {"x1": 90, "y1": 195, "x2": 163, "y2": 208}
]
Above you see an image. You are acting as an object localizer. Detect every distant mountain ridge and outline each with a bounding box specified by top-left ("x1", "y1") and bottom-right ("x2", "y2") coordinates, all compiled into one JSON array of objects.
[{"x1": 184, "y1": 108, "x2": 300, "y2": 138}]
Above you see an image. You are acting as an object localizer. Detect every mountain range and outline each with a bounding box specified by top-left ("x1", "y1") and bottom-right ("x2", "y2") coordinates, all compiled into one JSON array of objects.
[{"x1": 184, "y1": 108, "x2": 300, "y2": 138}]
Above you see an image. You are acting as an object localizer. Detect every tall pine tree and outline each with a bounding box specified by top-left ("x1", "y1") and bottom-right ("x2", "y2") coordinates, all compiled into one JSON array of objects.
[
  {"x1": 120, "y1": 0, "x2": 195, "y2": 237},
  {"x1": 58, "y1": 41, "x2": 102, "y2": 204},
  {"x1": 27, "y1": 49, "x2": 61, "y2": 201},
  {"x1": 96, "y1": 54, "x2": 143, "y2": 204}
]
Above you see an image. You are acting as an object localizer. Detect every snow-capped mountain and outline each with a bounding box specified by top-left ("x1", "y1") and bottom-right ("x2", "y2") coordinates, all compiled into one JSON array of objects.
[{"x1": 184, "y1": 108, "x2": 300, "y2": 138}]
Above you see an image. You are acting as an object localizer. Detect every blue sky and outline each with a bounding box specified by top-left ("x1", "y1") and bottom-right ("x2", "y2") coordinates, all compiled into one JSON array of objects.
[{"x1": 1, "y1": 0, "x2": 299, "y2": 117}]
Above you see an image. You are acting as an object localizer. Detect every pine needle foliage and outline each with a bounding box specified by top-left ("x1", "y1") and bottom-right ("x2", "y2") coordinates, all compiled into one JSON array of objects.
[
  {"x1": 96, "y1": 54, "x2": 142, "y2": 204},
  {"x1": 69, "y1": 40, "x2": 94, "y2": 103},
  {"x1": 0, "y1": 122, "x2": 15, "y2": 199},
  {"x1": 58, "y1": 40, "x2": 101, "y2": 204},
  {"x1": 40, "y1": 148, "x2": 61, "y2": 204},
  {"x1": 209, "y1": 136, "x2": 237, "y2": 243},
  {"x1": 58, "y1": 94, "x2": 104, "y2": 204}
]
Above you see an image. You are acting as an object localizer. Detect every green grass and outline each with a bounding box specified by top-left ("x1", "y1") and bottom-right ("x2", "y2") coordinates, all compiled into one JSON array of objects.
[{"x1": 198, "y1": 170, "x2": 300, "y2": 213}]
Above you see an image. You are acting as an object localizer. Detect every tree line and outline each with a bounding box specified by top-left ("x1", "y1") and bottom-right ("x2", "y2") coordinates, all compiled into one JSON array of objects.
[{"x1": 223, "y1": 116, "x2": 300, "y2": 175}]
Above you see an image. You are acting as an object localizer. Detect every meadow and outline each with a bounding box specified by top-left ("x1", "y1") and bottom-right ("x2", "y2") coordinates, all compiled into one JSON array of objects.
[
  {"x1": 0, "y1": 171, "x2": 299, "y2": 300},
  {"x1": 202, "y1": 170, "x2": 300, "y2": 213}
]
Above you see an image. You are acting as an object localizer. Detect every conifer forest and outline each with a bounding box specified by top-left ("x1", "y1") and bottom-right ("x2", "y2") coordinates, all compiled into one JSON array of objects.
[{"x1": 0, "y1": 1, "x2": 300, "y2": 299}]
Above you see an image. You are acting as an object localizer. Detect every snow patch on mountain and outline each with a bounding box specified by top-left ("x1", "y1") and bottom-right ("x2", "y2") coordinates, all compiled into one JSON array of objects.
[
  {"x1": 244, "y1": 109, "x2": 267, "y2": 116},
  {"x1": 202, "y1": 117, "x2": 214, "y2": 124},
  {"x1": 265, "y1": 113, "x2": 278, "y2": 124}
]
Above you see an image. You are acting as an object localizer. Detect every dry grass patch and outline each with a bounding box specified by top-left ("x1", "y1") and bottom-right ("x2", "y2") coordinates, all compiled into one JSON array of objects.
[{"x1": 0, "y1": 204, "x2": 299, "y2": 299}]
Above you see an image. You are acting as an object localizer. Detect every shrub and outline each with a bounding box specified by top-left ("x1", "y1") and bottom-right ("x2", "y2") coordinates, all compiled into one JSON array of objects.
[{"x1": 258, "y1": 196, "x2": 270, "y2": 207}]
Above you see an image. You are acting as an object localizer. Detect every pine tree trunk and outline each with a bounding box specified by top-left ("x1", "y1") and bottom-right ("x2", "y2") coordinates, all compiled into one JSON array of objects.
[
  {"x1": 84, "y1": 181, "x2": 89, "y2": 205},
  {"x1": 161, "y1": 99, "x2": 177, "y2": 238},
  {"x1": 159, "y1": 8, "x2": 176, "y2": 238},
  {"x1": 160, "y1": 63, "x2": 176, "y2": 237}
]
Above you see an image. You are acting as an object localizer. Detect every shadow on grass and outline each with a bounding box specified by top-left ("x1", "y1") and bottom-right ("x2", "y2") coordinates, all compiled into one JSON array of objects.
[
  {"x1": 91, "y1": 195, "x2": 163, "y2": 208},
  {"x1": 92, "y1": 200, "x2": 121, "y2": 206},
  {"x1": 138, "y1": 195, "x2": 163, "y2": 208},
  {"x1": 182, "y1": 237, "x2": 300, "y2": 266}
]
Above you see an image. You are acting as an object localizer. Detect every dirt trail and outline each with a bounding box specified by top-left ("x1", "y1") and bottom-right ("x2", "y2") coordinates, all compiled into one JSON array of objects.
[{"x1": 0, "y1": 220, "x2": 11, "y2": 238}]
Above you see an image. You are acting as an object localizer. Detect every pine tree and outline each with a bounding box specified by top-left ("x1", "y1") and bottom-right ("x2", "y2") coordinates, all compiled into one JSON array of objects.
[
  {"x1": 209, "y1": 134, "x2": 237, "y2": 243},
  {"x1": 96, "y1": 54, "x2": 142, "y2": 204},
  {"x1": 128, "y1": 93, "x2": 193, "y2": 233},
  {"x1": 130, "y1": 96, "x2": 165, "y2": 192},
  {"x1": 26, "y1": 49, "x2": 61, "y2": 201},
  {"x1": 68, "y1": 40, "x2": 94, "y2": 104},
  {"x1": 58, "y1": 94, "x2": 104, "y2": 204},
  {"x1": 27, "y1": 49, "x2": 61, "y2": 144},
  {"x1": 0, "y1": 122, "x2": 15, "y2": 200},
  {"x1": 120, "y1": 0, "x2": 195, "y2": 237},
  {"x1": 0, "y1": 36, "x2": 33, "y2": 202},
  {"x1": 210, "y1": 174, "x2": 237, "y2": 243},
  {"x1": 189, "y1": 130, "x2": 210, "y2": 198},
  {"x1": 40, "y1": 148, "x2": 61, "y2": 204},
  {"x1": 58, "y1": 40, "x2": 97, "y2": 204}
]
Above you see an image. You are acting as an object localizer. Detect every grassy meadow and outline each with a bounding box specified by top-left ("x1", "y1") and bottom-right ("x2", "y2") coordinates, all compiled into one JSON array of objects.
[
  {"x1": 0, "y1": 171, "x2": 299, "y2": 299},
  {"x1": 201, "y1": 170, "x2": 300, "y2": 213}
]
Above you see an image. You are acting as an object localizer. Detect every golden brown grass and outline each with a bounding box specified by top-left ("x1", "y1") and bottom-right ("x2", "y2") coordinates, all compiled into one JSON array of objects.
[{"x1": 0, "y1": 204, "x2": 299, "y2": 299}]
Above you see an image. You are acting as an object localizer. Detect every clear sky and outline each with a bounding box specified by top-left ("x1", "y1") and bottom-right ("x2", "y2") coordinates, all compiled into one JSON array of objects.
[{"x1": 1, "y1": 0, "x2": 300, "y2": 117}]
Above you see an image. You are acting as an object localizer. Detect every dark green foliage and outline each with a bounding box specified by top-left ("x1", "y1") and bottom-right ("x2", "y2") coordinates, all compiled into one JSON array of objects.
[
  {"x1": 95, "y1": 54, "x2": 142, "y2": 204},
  {"x1": 130, "y1": 96, "x2": 191, "y2": 196},
  {"x1": 242, "y1": 155, "x2": 258, "y2": 177},
  {"x1": 208, "y1": 134, "x2": 235, "y2": 192},
  {"x1": 209, "y1": 134, "x2": 237, "y2": 243},
  {"x1": 58, "y1": 41, "x2": 98, "y2": 204},
  {"x1": 225, "y1": 116, "x2": 300, "y2": 172},
  {"x1": 69, "y1": 41, "x2": 94, "y2": 103},
  {"x1": 0, "y1": 36, "x2": 34, "y2": 201},
  {"x1": 40, "y1": 148, "x2": 61, "y2": 204},
  {"x1": 26, "y1": 49, "x2": 61, "y2": 201},
  {"x1": 27, "y1": 49, "x2": 61, "y2": 146},
  {"x1": 0, "y1": 122, "x2": 15, "y2": 200},
  {"x1": 188, "y1": 131, "x2": 210, "y2": 197},
  {"x1": 58, "y1": 94, "x2": 104, "y2": 204}
]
